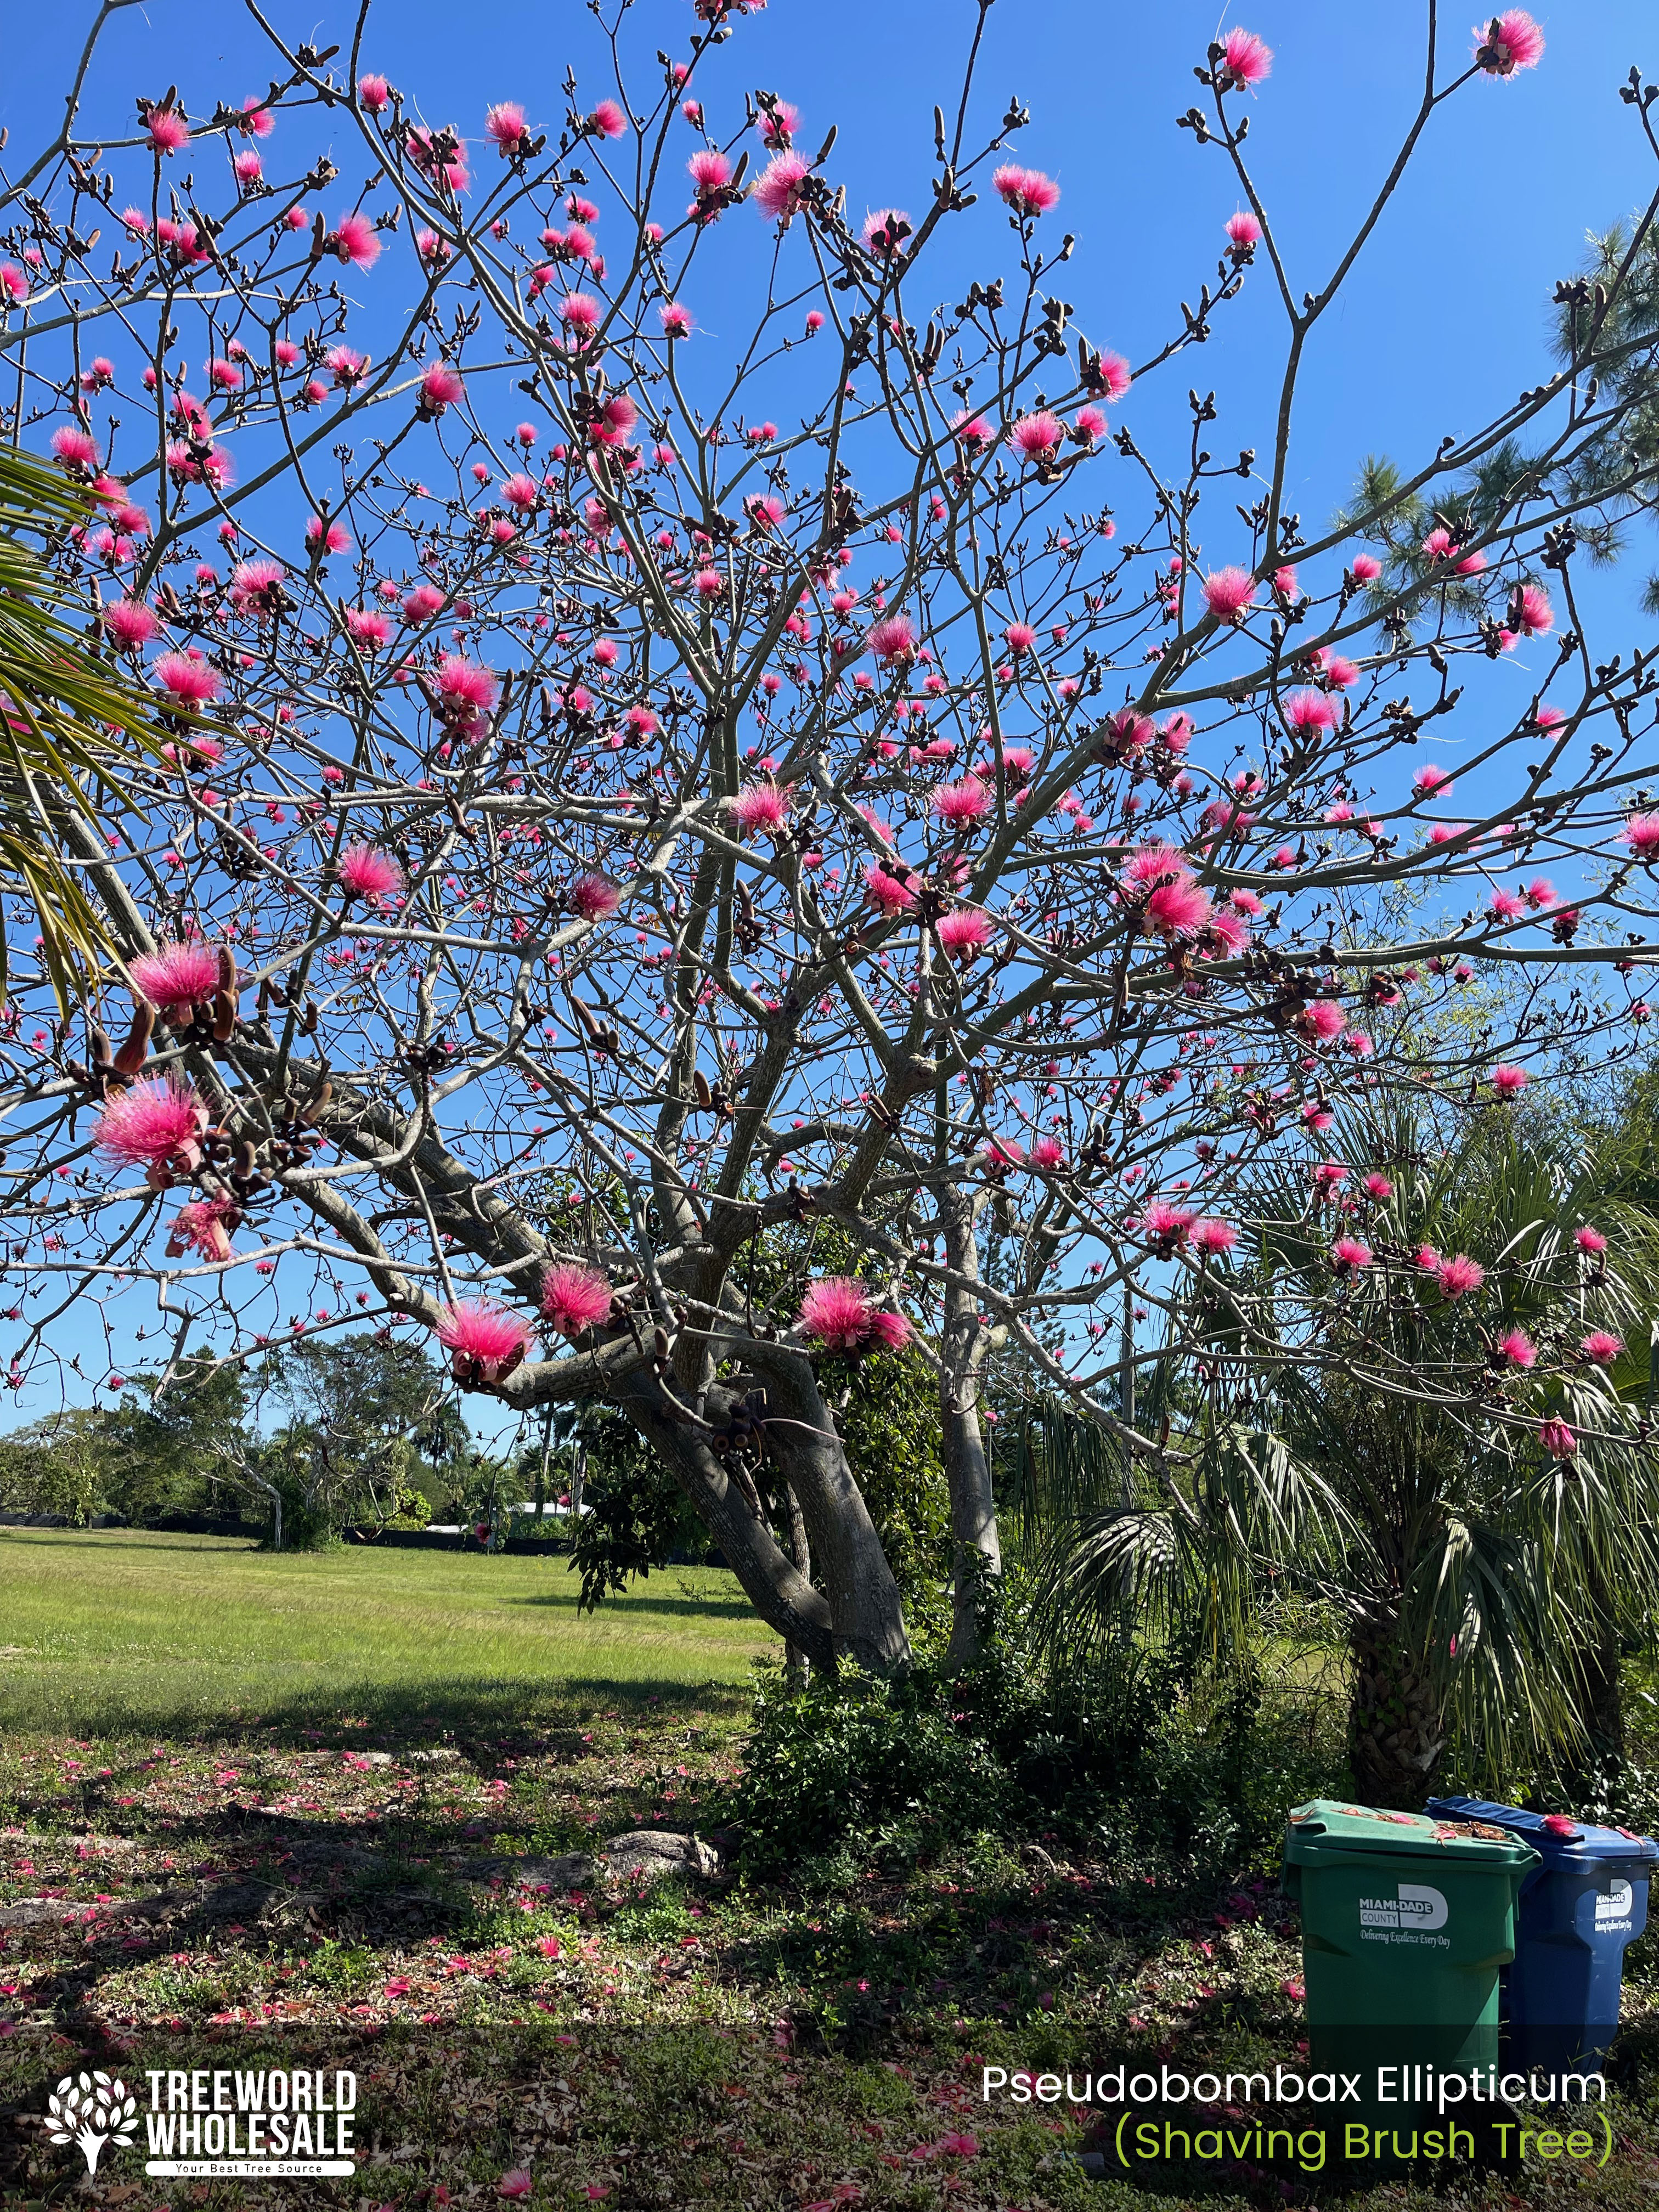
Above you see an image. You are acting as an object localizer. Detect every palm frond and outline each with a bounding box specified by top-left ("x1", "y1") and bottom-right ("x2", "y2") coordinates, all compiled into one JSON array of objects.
[{"x1": 0, "y1": 443, "x2": 172, "y2": 1000}]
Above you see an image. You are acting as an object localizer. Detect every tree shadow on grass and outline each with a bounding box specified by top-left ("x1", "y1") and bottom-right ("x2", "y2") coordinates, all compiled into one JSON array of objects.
[
  {"x1": 506, "y1": 1587, "x2": 760, "y2": 1621},
  {"x1": 3, "y1": 1673, "x2": 758, "y2": 1751}
]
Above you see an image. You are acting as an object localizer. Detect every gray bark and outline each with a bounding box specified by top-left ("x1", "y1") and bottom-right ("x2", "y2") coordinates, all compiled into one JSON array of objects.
[{"x1": 940, "y1": 1187, "x2": 1002, "y2": 1669}]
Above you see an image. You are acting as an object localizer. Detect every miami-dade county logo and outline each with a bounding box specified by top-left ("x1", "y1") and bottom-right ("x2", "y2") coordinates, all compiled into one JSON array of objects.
[
  {"x1": 46, "y1": 2072, "x2": 139, "y2": 2175},
  {"x1": 1358, "y1": 1883, "x2": 1449, "y2": 1942},
  {"x1": 1595, "y1": 1878, "x2": 1635, "y2": 1929}
]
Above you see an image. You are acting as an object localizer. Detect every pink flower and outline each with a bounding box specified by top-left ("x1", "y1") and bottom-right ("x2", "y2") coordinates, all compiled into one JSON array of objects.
[
  {"x1": 1514, "y1": 582, "x2": 1553, "y2": 635},
  {"x1": 1297, "y1": 999, "x2": 1347, "y2": 1042},
  {"x1": 588, "y1": 99, "x2": 628, "y2": 138},
  {"x1": 1003, "y1": 622, "x2": 1036, "y2": 654},
  {"x1": 420, "y1": 364, "x2": 466, "y2": 412},
  {"x1": 1539, "y1": 1417, "x2": 1577, "y2": 1459},
  {"x1": 1413, "y1": 764, "x2": 1453, "y2": 798},
  {"x1": 436, "y1": 654, "x2": 498, "y2": 715},
  {"x1": 501, "y1": 472, "x2": 540, "y2": 509},
  {"x1": 1224, "y1": 210, "x2": 1261, "y2": 247},
  {"x1": 569, "y1": 873, "x2": 621, "y2": 920},
  {"x1": 867, "y1": 613, "x2": 915, "y2": 663},
  {"x1": 1202, "y1": 566, "x2": 1256, "y2": 621},
  {"x1": 1497, "y1": 1328, "x2": 1537, "y2": 1369},
  {"x1": 1362, "y1": 1172, "x2": 1395, "y2": 1201},
  {"x1": 992, "y1": 165, "x2": 1060, "y2": 217},
  {"x1": 1088, "y1": 352, "x2": 1132, "y2": 402},
  {"x1": 753, "y1": 151, "x2": 811, "y2": 222},
  {"x1": 495, "y1": 2169, "x2": 533, "y2": 2199},
  {"x1": 229, "y1": 557, "x2": 290, "y2": 618},
  {"x1": 344, "y1": 607, "x2": 391, "y2": 650},
  {"x1": 1139, "y1": 1200, "x2": 1195, "y2": 1251},
  {"x1": 128, "y1": 940, "x2": 223, "y2": 1012},
  {"x1": 1193, "y1": 1218, "x2": 1238, "y2": 1255},
  {"x1": 104, "y1": 597, "x2": 159, "y2": 650},
  {"x1": 1478, "y1": 9, "x2": 1545, "y2": 74},
  {"x1": 1350, "y1": 552, "x2": 1383, "y2": 583},
  {"x1": 951, "y1": 409, "x2": 992, "y2": 450},
  {"x1": 1491, "y1": 1063, "x2": 1528, "y2": 1097},
  {"x1": 860, "y1": 207, "x2": 911, "y2": 254},
  {"x1": 1581, "y1": 1330, "x2": 1623, "y2": 1364},
  {"x1": 331, "y1": 211, "x2": 381, "y2": 269},
  {"x1": 1575, "y1": 1225, "x2": 1607, "y2": 1255},
  {"x1": 49, "y1": 425, "x2": 99, "y2": 471},
  {"x1": 486, "y1": 102, "x2": 529, "y2": 153},
  {"x1": 540, "y1": 1263, "x2": 612, "y2": 1338},
  {"x1": 866, "y1": 1309, "x2": 913, "y2": 1352},
  {"x1": 153, "y1": 651, "x2": 221, "y2": 706},
  {"x1": 799, "y1": 1277, "x2": 876, "y2": 1352},
  {"x1": 732, "y1": 782, "x2": 791, "y2": 837},
  {"x1": 1144, "y1": 878, "x2": 1213, "y2": 941},
  {"x1": 144, "y1": 105, "x2": 191, "y2": 155},
  {"x1": 1216, "y1": 28, "x2": 1273, "y2": 88},
  {"x1": 865, "y1": 865, "x2": 916, "y2": 915},
  {"x1": 1009, "y1": 411, "x2": 1063, "y2": 461},
  {"x1": 1331, "y1": 1237, "x2": 1374, "y2": 1273},
  {"x1": 94, "y1": 1076, "x2": 207, "y2": 1171},
  {"x1": 659, "y1": 301, "x2": 693, "y2": 338},
  {"x1": 1622, "y1": 810, "x2": 1659, "y2": 860},
  {"x1": 404, "y1": 584, "x2": 445, "y2": 622},
  {"x1": 934, "y1": 777, "x2": 991, "y2": 827},
  {"x1": 337, "y1": 844, "x2": 405, "y2": 903},
  {"x1": 435, "y1": 1301, "x2": 531, "y2": 1384},
  {"x1": 0, "y1": 263, "x2": 29, "y2": 303},
  {"x1": 358, "y1": 74, "x2": 391, "y2": 112},
  {"x1": 1437, "y1": 1255, "x2": 1486, "y2": 1299},
  {"x1": 558, "y1": 292, "x2": 602, "y2": 332},
  {"x1": 591, "y1": 393, "x2": 637, "y2": 447},
  {"x1": 1074, "y1": 407, "x2": 1107, "y2": 442},
  {"x1": 166, "y1": 1197, "x2": 238, "y2": 1263},
  {"x1": 1121, "y1": 841, "x2": 1189, "y2": 890},
  {"x1": 937, "y1": 910, "x2": 991, "y2": 957},
  {"x1": 327, "y1": 344, "x2": 370, "y2": 387},
  {"x1": 1285, "y1": 689, "x2": 1337, "y2": 733},
  {"x1": 1031, "y1": 1136, "x2": 1066, "y2": 1169},
  {"x1": 688, "y1": 148, "x2": 733, "y2": 194}
]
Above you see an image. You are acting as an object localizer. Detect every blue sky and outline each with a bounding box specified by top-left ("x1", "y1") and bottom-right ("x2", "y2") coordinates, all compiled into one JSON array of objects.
[{"x1": 5, "y1": 0, "x2": 1659, "y2": 1437}]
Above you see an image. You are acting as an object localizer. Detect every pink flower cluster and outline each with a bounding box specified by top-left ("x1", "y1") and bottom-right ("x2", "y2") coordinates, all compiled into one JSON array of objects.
[{"x1": 797, "y1": 1277, "x2": 912, "y2": 1355}]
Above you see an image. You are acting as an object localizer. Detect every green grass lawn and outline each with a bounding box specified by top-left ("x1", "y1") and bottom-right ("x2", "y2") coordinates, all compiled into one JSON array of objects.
[{"x1": 0, "y1": 1528, "x2": 775, "y2": 1736}]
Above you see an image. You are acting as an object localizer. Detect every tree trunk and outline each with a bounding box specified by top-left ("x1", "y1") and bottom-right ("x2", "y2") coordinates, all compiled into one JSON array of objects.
[
  {"x1": 1348, "y1": 1628, "x2": 1448, "y2": 1808},
  {"x1": 940, "y1": 1187, "x2": 1001, "y2": 1669},
  {"x1": 782, "y1": 1480, "x2": 812, "y2": 1688},
  {"x1": 613, "y1": 1364, "x2": 910, "y2": 1673},
  {"x1": 749, "y1": 1346, "x2": 911, "y2": 1673}
]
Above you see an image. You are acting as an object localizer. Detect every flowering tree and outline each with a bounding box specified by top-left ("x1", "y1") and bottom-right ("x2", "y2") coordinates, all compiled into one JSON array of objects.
[{"x1": 2, "y1": 3, "x2": 1658, "y2": 1673}]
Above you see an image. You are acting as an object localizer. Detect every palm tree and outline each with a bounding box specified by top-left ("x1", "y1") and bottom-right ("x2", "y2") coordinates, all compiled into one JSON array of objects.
[
  {"x1": 0, "y1": 443, "x2": 167, "y2": 998},
  {"x1": 1020, "y1": 1108, "x2": 1659, "y2": 1809}
]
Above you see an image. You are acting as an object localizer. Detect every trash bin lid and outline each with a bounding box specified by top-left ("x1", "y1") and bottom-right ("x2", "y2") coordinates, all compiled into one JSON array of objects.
[
  {"x1": 1425, "y1": 1795, "x2": 1659, "y2": 1867},
  {"x1": 1284, "y1": 1797, "x2": 1538, "y2": 1868}
]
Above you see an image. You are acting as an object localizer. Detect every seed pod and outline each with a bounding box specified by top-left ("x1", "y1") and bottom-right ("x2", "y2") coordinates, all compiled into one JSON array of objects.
[
  {"x1": 111, "y1": 998, "x2": 154, "y2": 1075},
  {"x1": 89, "y1": 1027, "x2": 113, "y2": 1067},
  {"x1": 692, "y1": 1069, "x2": 712, "y2": 1108},
  {"x1": 211, "y1": 989, "x2": 236, "y2": 1042}
]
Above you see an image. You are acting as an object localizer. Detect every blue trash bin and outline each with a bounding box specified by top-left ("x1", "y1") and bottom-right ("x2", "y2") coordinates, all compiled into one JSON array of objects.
[{"x1": 1426, "y1": 1795, "x2": 1659, "y2": 2070}]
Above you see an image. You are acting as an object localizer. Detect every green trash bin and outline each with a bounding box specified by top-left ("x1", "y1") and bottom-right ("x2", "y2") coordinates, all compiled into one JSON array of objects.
[{"x1": 1282, "y1": 1800, "x2": 1538, "y2": 2164}]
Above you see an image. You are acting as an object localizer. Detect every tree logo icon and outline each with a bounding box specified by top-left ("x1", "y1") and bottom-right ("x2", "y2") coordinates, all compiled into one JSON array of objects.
[{"x1": 46, "y1": 2071, "x2": 139, "y2": 2174}]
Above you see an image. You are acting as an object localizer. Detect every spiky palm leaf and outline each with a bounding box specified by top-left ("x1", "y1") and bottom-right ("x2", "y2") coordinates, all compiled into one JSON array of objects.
[{"x1": 0, "y1": 443, "x2": 167, "y2": 1000}]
